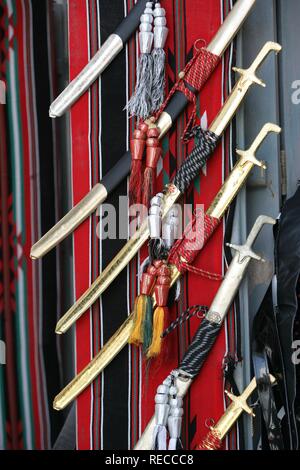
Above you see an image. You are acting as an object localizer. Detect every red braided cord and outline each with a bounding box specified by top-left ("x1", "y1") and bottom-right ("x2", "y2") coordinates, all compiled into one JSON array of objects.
[
  {"x1": 155, "y1": 48, "x2": 220, "y2": 138},
  {"x1": 196, "y1": 429, "x2": 223, "y2": 450},
  {"x1": 168, "y1": 213, "x2": 221, "y2": 277}
]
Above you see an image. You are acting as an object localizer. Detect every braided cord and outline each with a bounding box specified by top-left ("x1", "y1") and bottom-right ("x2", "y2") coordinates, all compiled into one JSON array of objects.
[
  {"x1": 179, "y1": 318, "x2": 222, "y2": 377},
  {"x1": 162, "y1": 305, "x2": 209, "y2": 338},
  {"x1": 174, "y1": 128, "x2": 219, "y2": 194}
]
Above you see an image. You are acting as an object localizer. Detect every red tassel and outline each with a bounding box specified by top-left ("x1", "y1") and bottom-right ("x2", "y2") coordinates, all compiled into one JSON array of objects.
[
  {"x1": 129, "y1": 159, "x2": 143, "y2": 207},
  {"x1": 142, "y1": 127, "x2": 161, "y2": 208},
  {"x1": 129, "y1": 123, "x2": 148, "y2": 206},
  {"x1": 142, "y1": 167, "x2": 154, "y2": 208}
]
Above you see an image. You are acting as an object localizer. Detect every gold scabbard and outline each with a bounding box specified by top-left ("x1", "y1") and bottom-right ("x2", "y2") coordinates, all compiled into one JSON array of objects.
[{"x1": 31, "y1": 184, "x2": 108, "y2": 259}]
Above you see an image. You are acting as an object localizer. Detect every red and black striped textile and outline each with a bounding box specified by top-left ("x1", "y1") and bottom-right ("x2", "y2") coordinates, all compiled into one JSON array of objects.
[{"x1": 0, "y1": 0, "x2": 63, "y2": 449}]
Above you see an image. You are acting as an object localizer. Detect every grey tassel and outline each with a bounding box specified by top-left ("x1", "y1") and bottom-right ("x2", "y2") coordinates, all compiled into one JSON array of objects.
[
  {"x1": 151, "y1": 3, "x2": 168, "y2": 113},
  {"x1": 151, "y1": 48, "x2": 166, "y2": 112},
  {"x1": 127, "y1": 53, "x2": 154, "y2": 120},
  {"x1": 126, "y1": 4, "x2": 155, "y2": 120}
]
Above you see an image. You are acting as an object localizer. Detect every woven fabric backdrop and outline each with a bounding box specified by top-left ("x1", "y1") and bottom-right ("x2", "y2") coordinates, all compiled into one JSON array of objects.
[
  {"x1": 0, "y1": 0, "x2": 240, "y2": 450},
  {"x1": 68, "y1": 0, "x2": 239, "y2": 450},
  {"x1": 0, "y1": 0, "x2": 63, "y2": 450}
]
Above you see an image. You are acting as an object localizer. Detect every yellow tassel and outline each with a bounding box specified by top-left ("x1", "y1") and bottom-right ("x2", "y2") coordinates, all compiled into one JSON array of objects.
[
  {"x1": 129, "y1": 295, "x2": 147, "y2": 345},
  {"x1": 146, "y1": 307, "x2": 165, "y2": 358}
]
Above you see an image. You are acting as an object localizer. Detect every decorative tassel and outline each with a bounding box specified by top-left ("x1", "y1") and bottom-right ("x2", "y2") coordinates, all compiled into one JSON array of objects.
[
  {"x1": 142, "y1": 127, "x2": 162, "y2": 208},
  {"x1": 126, "y1": 4, "x2": 154, "y2": 120},
  {"x1": 129, "y1": 295, "x2": 147, "y2": 345},
  {"x1": 168, "y1": 388, "x2": 184, "y2": 450},
  {"x1": 147, "y1": 262, "x2": 171, "y2": 358},
  {"x1": 152, "y1": 379, "x2": 171, "y2": 450},
  {"x1": 151, "y1": 3, "x2": 168, "y2": 113},
  {"x1": 142, "y1": 295, "x2": 154, "y2": 353},
  {"x1": 129, "y1": 122, "x2": 148, "y2": 206},
  {"x1": 129, "y1": 263, "x2": 157, "y2": 345},
  {"x1": 147, "y1": 306, "x2": 166, "y2": 358}
]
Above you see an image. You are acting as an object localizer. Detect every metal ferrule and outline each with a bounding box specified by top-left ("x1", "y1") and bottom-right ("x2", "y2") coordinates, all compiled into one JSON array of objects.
[
  {"x1": 49, "y1": 34, "x2": 123, "y2": 118},
  {"x1": 154, "y1": 26, "x2": 169, "y2": 49},
  {"x1": 139, "y1": 31, "x2": 154, "y2": 54}
]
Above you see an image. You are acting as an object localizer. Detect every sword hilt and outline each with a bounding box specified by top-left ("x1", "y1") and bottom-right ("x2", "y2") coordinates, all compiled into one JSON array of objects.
[
  {"x1": 233, "y1": 41, "x2": 282, "y2": 89},
  {"x1": 236, "y1": 122, "x2": 281, "y2": 170},
  {"x1": 227, "y1": 215, "x2": 276, "y2": 263}
]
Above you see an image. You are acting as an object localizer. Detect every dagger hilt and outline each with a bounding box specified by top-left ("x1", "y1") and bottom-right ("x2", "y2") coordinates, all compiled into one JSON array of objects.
[{"x1": 233, "y1": 41, "x2": 282, "y2": 89}]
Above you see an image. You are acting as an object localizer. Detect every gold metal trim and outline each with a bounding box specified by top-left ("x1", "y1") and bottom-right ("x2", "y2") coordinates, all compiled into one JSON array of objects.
[
  {"x1": 214, "y1": 375, "x2": 276, "y2": 439},
  {"x1": 30, "y1": 183, "x2": 108, "y2": 259}
]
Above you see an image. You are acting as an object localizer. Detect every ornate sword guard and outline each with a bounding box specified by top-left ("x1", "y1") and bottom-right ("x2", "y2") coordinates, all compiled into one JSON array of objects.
[
  {"x1": 233, "y1": 41, "x2": 282, "y2": 90},
  {"x1": 226, "y1": 242, "x2": 264, "y2": 264},
  {"x1": 227, "y1": 215, "x2": 276, "y2": 264},
  {"x1": 236, "y1": 122, "x2": 281, "y2": 171},
  {"x1": 225, "y1": 390, "x2": 255, "y2": 417}
]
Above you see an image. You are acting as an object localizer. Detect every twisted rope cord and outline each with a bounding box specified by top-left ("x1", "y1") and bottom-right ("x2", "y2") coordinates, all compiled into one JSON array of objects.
[
  {"x1": 174, "y1": 127, "x2": 219, "y2": 194},
  {"x1": 168, "y1": 213, "x2": 221, "y2": 275},
  {"x1": 162, "y1": 305, "x2": 209, "y2": 338},
  {"x1": 196, "y1": 429, "x2": 222, "y2": 450},
  {"x1": 179, "y1": 318, "x2": 222, "y2": 377},
  {"x1": 155, "y1": 48, "x2": 220, "y2": 140}
]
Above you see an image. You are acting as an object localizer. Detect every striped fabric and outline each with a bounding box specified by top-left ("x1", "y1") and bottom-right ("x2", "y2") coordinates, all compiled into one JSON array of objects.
[
  {"x1": 68, "y1": 0, "x2": 239, "y2": 450},
  {"x1": 0, "y1": 0, "x2": 62, "y2": 449}
]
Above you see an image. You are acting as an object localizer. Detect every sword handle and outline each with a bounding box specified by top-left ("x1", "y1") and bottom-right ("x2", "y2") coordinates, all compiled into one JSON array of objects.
[{"x1": 179, "y1": 318, "x2": 222, "y2": 377}]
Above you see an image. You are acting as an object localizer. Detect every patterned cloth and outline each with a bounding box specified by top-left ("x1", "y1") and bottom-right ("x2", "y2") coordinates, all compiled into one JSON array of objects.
[{"x1": 0, "y1": 0, "x2": 62, "y2": 449}]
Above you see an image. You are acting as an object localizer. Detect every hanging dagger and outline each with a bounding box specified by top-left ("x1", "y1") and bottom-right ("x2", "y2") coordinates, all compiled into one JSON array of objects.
[
  {"x1": 50, "y1": 0, "x2": 152, "y2": 118},
  {"x1": 53, "y1": 123, "x2": 281, "y2": 410},
  {"x1": 31, "y1": 0, "x2": 256, "y2": 260},
  {"x1": 133, "y1": 215, "x2": 276, "y2": 450},
  {"x1": 54, "y1": 41, "x2": 281, "y2": 335},
  {"x1": 197, "y1": 375, "x2": 276, "y2": 450}
]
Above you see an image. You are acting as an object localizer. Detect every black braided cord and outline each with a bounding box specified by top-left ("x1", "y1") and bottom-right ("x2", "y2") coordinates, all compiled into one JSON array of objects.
[
  {"x1": 179, "y1": 318, "x2": 222, "y2": 378},
  {"x1": 162, "y1": 305, "x2": 208, "y2": 338},
  {"x1": 174, "y1": 128, "x2": 219, "y2": 194}
]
